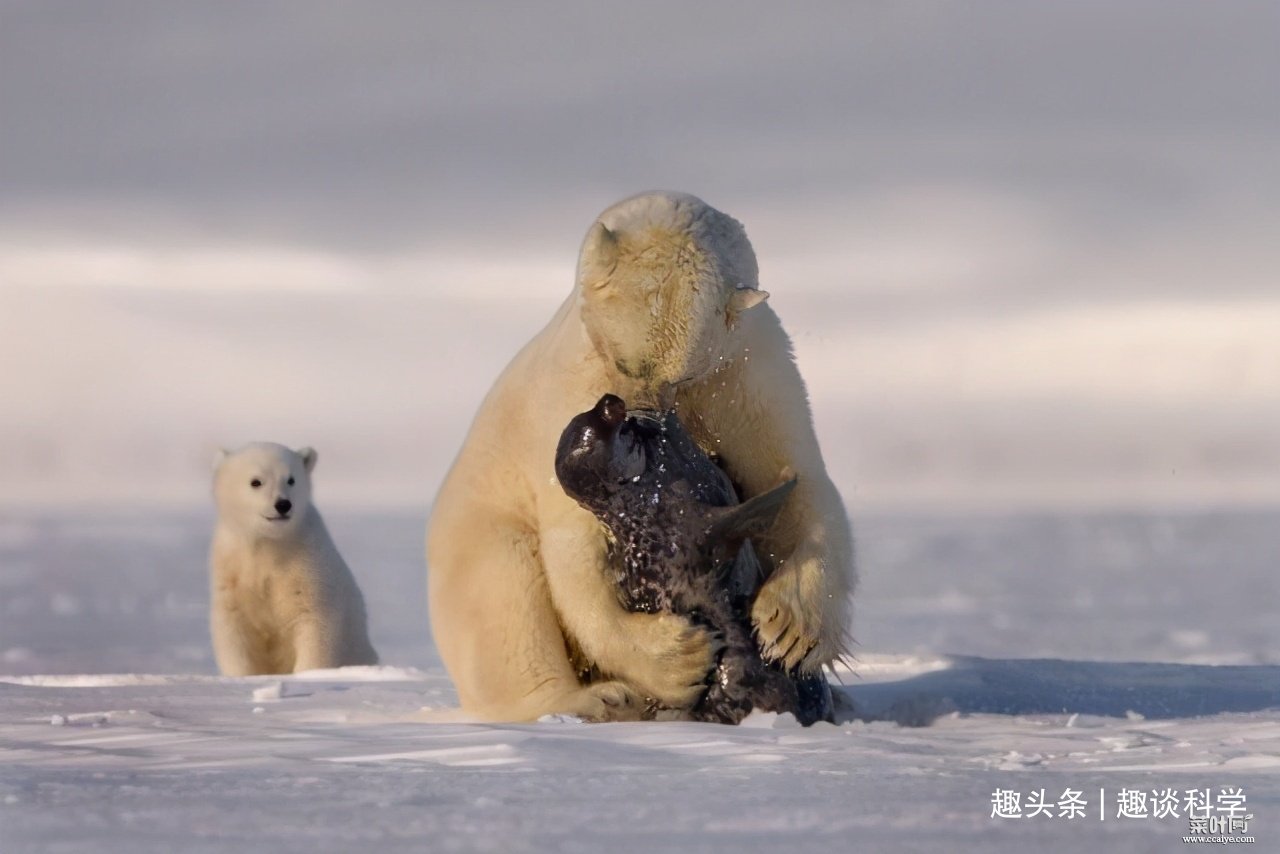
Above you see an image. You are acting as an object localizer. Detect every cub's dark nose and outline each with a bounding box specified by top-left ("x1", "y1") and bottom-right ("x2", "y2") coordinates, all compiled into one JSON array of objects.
[
  {"x1": 274, "y1": 498, "x2": 292, "y2": 516},
  {"x1": 596, "y1": 394, "x2": 627, "y2": 427}
]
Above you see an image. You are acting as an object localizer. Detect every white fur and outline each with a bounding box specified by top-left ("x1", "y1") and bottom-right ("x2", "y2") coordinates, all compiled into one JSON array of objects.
[
  {"x1": 427, "y1": 191, "x2": 854, "y2": 722},
  {"x1": 209, "y1": 442, "x2": 378, "y2": 675}
]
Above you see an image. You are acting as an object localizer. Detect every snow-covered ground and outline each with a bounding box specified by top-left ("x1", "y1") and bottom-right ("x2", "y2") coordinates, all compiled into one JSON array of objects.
[{"x1": 2, "y1": 510, "x2": 1278, "y2": 852}]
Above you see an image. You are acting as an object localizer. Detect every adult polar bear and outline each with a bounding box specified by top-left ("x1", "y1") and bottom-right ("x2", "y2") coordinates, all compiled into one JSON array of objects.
[{"x1": 428, "y1": 192, "x2": 854, "y2": 722}]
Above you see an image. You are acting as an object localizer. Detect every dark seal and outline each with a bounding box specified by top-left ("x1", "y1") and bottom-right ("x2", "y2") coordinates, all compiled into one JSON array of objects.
[{"x1": 555, "y1": 393, "x2": 834, "y2": 726}]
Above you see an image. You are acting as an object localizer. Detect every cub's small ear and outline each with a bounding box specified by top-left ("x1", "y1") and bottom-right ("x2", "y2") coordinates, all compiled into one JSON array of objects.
[
  {"x1": 728, "y1": 285, "x2": 770, "y2": 314},
  {"x1": 212, "y1": 448, "x2": 229, "y2": 472},
  {"x1": 297, "y1": 447, "x2": 318, "y2": 473},
  {"x1": 579, "y1": 221, "x2": 619, "y2": 292}
]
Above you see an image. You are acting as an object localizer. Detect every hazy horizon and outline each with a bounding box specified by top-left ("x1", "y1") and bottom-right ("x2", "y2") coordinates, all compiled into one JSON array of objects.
[{"x1": 4, "y1": 2, "x2": 1278, "y2": 512}]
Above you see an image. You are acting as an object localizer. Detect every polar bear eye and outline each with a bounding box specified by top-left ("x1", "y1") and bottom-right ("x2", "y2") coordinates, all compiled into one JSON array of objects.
[
  {"x1": 250, "y1": 479, "x2": 262, "y2": 489},
  {"x1": 287, "y1": 476, "x2": 295, "y2": 486}
]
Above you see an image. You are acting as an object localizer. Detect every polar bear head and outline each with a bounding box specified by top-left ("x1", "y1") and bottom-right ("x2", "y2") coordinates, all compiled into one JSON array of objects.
[
  {"x1": 576, "y1": 192, "x2": 769, "y2": 406},
  {"x1": 212, "y1": 442, "x2": 318, "y2": 539}
]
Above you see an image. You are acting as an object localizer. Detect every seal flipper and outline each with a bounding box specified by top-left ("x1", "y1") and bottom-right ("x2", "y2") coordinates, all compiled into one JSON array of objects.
[
  {"x1": 705, "y1": 477, "x2": 797, "y2": 547},
  {"x1": 720, "y1": 538, "x2": 768, "y2": 599},
  {"x1": 792, "y1": 671, "x2": 836, "y2": 725}
]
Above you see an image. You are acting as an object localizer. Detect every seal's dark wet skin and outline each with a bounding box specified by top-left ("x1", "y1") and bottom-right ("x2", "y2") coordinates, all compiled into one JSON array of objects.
[{"x1": 556, "y1": 393, "x2": 834, "y2": 725}]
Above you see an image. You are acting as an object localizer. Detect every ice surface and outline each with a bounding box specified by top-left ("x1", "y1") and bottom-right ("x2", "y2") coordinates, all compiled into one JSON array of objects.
[{"x1": 1, "y1": 511, "x2": 1277, "y2": 852}]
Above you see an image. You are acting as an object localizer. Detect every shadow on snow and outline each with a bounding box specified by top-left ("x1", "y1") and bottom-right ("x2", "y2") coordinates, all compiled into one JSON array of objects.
[{"x1": 835, "y1": 655, "x2": 1280, "y2": 727}]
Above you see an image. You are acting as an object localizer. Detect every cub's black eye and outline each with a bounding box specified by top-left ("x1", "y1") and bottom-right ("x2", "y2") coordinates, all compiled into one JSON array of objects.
[
  {"x1": 250, "y1": 479, "x2": 262, "y2": 489},
  {"x1": 287, "y1": 476, "x2": 295, "y2": 486}
]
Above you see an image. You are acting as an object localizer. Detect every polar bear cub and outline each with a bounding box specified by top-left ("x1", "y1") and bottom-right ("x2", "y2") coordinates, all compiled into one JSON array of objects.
[{"x1": 209, "y1": 442, "x2": 378, "y2": 675}]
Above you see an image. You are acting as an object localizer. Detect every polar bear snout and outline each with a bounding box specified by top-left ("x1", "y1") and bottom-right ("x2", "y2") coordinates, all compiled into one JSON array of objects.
[{"x1": 272, "y1": 498, "x2": 292, "y2": 518}]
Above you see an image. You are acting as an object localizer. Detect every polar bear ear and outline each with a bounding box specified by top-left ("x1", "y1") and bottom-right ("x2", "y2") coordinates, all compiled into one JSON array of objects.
[
  {"x1": 212, "y1": 448, "x2": 229, "y2": 472},
  {"x1": 579, "y1": 222, "x2": 619, "y2": 292},
  {"x1": 297, "y1": 447, "x2": 318, "y2": 473},
  {"x1": 728, "y1": 285, "x2": 769, "y2": 314}
]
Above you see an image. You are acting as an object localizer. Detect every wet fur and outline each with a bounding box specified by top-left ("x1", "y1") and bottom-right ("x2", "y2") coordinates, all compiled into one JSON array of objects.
[{"x1": 556, "y1": 396, "x2": 834, "y2": 725}]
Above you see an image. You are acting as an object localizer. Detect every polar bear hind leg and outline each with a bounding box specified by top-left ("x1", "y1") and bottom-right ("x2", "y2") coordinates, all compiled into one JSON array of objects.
[{"x1": 428, "y1": 512, "x2": 643, "y2": 722}]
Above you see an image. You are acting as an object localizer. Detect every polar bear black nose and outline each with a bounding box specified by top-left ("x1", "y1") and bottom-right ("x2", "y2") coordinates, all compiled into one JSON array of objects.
[{"x1": 274, "y1": 498, "x2": 292, "y2": 516}]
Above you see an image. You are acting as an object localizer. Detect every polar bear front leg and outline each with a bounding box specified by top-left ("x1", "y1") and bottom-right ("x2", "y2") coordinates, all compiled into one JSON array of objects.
[
  {"x1": 540, "y1": 518, "x2": 722, "y2": 709},
  {"x1": 291, "y1": 616, "x2": 346, "y2": 672},
  {"x1": 211, "y1": 603, "x2": 263, "y2": 676},
  {"x1": 691, "y1": 313, "x2": 855, "y2": 674},
  {"x1": 749, "y1": 480, "x2": 853, "y2": 672}
]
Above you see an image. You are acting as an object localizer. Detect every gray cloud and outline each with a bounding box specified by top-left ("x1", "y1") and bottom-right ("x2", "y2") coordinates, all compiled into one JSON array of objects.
[
  {"x1": 4, "y1": 2, "x2": 1277, "y2": 257},
  {"x1": 3, "y1": 2, "x2": 1278, "y2": 509}
]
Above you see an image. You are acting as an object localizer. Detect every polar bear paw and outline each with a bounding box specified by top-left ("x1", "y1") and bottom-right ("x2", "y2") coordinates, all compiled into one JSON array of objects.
[
  {"x1": 570, "y1": 681, "x2": 646, "y2": 723},
  {"x1": 622, "y1": 612, "x2": 723, "y2": 709},
  {"x1": 752, "y1": 565, "x2": 827, "y2": 673}
]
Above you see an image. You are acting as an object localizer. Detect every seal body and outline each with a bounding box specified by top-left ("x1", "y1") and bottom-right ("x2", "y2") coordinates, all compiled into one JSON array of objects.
[{"x1": 555, "y1": 394, "x2": 834, "y2": 725}]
